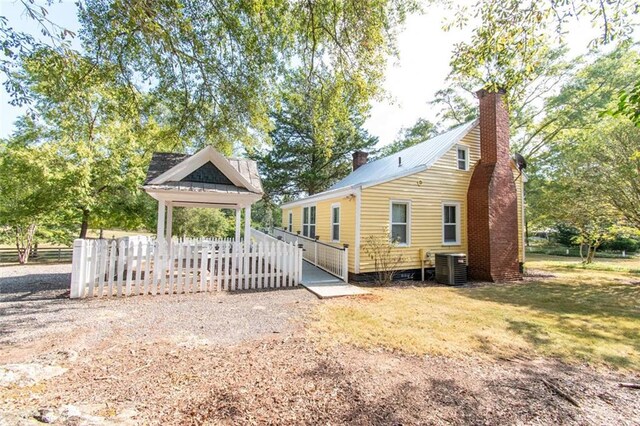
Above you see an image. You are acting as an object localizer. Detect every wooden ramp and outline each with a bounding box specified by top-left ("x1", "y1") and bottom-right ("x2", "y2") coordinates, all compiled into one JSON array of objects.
[{"x1": 300, "y1": 261, "x2": 369, "y2": 299}]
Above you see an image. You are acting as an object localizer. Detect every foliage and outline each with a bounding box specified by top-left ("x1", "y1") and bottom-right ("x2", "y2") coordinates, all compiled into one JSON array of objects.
[
  {"x1": 251, "y1": 198, "x2": 281, "y2": 231},
  {"x1": 75, "y1": 0, "x2": 417, "y2": 150},
  {"x1": 0, "y1": 140, "x2": 75, "y2": 263},
  {"x1": 611, "y1": 60, "x2": 640, "y2": 125},
  {"x1": 171, "y1": 208, "x2": 235, "y2": 239},
  {"x1": 443, "y1": 0, "x2": 638, "y2": 96},
  {"x1": 363, "y1": 229, "x2": 405, "y2": 284},
  {"x1": 252, "y1": 71, "x2": 378, "y2": 199},
  {"x1": 12, "y1": 47, "x2": 178, "y2": 238},
  {"x1": 554, "y1": 223, "x2": 580, "y2": 247},
  {"x1": 377, "y1": 118, "x2": 438, "y2": 158},
  {"x1": 585, "y1": 121, "x2": 640, "y2": 227}
]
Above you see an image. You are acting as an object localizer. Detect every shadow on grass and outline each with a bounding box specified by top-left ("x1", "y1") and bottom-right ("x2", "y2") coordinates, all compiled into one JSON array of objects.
[
  {"x1": 463, "y1": 280, "x2": 639, "y2": 320},
  {"x1": 462, "y1": 280, "x2": 640, "y2": 369}
]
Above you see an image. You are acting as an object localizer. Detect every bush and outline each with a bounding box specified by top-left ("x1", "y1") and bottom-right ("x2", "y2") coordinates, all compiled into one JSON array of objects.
[
  {"x1": 600, "y1": 236, "x2": 639, "y2": 253},
  {"x1": 363, "y1": 229, "x2": 405, "y2": 285}
]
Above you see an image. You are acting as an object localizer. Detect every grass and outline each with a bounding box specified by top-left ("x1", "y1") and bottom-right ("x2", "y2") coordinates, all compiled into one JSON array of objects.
[{"x1": 313, "y1": 253, "x2": 640, "y2": 370}]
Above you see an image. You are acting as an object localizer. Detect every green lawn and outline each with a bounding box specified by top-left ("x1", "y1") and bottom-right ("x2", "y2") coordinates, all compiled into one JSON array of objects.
[{"x1": 313, "y1": 253, "x2": 640, "y2": 370}]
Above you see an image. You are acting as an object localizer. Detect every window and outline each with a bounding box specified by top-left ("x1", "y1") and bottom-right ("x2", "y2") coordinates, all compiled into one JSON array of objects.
[
  {"x1": 302, "y1": 206, "x2": 316, "y2": 238},
  {"x1": 457, "y1": 146, "x2": 469, "y2": 171},
  {"x1": 331, "y1": 204, "x2": 340, "y2": 242},
  {"x1": 390, "y1": 201, "x2": 410, "y2": 245},
  {"x1": 443, "y1": 203, "x2": 460, "y2": 244},
  {"x1": 287, "y1": 211, "x2": 293, "y2": 232}
]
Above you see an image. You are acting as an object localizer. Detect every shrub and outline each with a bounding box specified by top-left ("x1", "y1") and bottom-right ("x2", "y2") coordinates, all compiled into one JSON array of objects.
[{"x1": 363, "y1": 229, "x2": 405, "y2": 285}]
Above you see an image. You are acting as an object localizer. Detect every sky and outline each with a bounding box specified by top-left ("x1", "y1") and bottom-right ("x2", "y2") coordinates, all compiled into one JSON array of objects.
[{"x1": 0, "y1": 0, "x2": 615, "y2": 146}]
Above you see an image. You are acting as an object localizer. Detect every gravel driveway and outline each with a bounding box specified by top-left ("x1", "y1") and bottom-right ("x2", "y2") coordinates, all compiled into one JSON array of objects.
[{"x1": 0, "y1": 263, "x2": 317, "y2": 363}]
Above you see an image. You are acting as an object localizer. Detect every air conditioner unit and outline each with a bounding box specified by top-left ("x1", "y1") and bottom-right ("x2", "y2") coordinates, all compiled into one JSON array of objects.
[{"x1": 435, "y1": 253, "x2": 467, "y2": 285}]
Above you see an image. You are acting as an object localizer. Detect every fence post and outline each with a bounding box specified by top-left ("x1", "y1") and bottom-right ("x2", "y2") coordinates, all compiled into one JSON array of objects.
[
  {"x1": 343, "y1": 244, "x2": 349, "y2": 282},
  {"x1": 70, "y1": 239, "x2": 86, "y2": 298},
  {"x1": 297, "y1": 243, "x2": 304, "y2": 284},
  {"x1": 314, "y1": 236, "x2": 318, "y2": 265}
]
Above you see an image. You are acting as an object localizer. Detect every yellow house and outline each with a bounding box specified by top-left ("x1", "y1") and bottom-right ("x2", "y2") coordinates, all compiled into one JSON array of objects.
[{"x1": 280, "y1": 90, "x2": 525, "y2": 282}]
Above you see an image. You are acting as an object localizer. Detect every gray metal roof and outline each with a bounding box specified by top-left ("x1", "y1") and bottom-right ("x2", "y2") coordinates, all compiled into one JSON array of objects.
[{"x1": 329, "y1": 120, "x2": 478, "y2": 191}]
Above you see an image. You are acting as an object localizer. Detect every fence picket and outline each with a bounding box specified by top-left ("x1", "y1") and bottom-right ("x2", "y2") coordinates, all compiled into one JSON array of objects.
[
  {"x1": 125, "y1": 241, "x2": 134, "y2": 296},
  {"x1": 176, "y1": 243, "x2": 184, "y2": 294},
  {"x1": 135, "y1": 241, "x2": 143, "y2": 295},
  {"x1": 87, "y1": 242, "x2": 97, "y2": 297},
  {"x1": 115, "y1": 240, "x2": 125, "y2": 296}
]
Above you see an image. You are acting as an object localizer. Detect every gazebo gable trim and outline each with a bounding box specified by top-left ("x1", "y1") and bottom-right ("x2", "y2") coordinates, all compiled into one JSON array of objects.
[{"x1": 149, "y1": 146, "x2": 259, "y2": 193}]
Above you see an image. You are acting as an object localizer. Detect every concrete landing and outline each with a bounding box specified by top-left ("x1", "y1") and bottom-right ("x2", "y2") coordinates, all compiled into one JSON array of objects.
[{"x1": 301, "y1": 261, "x2": 369, "y2": 299}]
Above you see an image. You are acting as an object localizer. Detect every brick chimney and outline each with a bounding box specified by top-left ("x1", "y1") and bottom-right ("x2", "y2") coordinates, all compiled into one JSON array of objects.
[
  {"x1": 352, "y1": 151, "x2": 368, "y2": 171},
  {"x1": 466, "y1": 89, "x2": 521, "y2": 282}
]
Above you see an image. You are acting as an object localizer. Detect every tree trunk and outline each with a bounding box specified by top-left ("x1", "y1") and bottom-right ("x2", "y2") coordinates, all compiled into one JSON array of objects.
[
  {"x1": 16, "y1": 223, "x2": 37, "y2": 264},
  {"x1": 79, "y1": 209, "x2": 90, "y2": 239}
]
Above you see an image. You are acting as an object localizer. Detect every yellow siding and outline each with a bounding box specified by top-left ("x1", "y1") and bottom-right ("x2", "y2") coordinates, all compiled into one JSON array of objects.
[
  {"x1": 281, "y1": 194, "x2": 358, "y2": 271},
  {"x1": 281, "y1": 124, "x2": 526, "y2": 274},
  {"x1": 359, "y1": 127, "x2": 481, "y2": 273}
]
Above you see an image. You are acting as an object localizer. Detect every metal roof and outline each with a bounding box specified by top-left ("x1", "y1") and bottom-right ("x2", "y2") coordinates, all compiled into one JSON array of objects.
[{"x1": 329, "y1": 120, "x2": 478, "y2": 191}]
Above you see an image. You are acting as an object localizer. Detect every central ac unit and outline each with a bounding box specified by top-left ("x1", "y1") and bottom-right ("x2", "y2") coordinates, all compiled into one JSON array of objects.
[{"x1": 435, "y1": 253, "x2": 467, "y2": 285}]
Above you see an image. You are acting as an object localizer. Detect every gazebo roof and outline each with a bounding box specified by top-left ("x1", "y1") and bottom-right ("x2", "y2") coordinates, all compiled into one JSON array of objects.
[{"x1": 142, "y1": 146, "x2": 263, "y2": 208}]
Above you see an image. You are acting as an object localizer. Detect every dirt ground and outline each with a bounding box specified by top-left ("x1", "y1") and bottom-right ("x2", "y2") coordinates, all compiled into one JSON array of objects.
[{"x1": 1, "y1": 264, "x2": 639, "y2": 425}]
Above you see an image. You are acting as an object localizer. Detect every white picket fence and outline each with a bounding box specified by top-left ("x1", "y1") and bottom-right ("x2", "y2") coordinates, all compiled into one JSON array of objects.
[
  {"x1": 70, "y1": 234, "x2": 303, "y2": 298},
  {"x1": 271, "y1": 228, "x2": 348, "y2": 282}
]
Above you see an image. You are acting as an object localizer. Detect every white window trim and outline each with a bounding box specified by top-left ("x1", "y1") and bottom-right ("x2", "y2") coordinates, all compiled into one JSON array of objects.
[
  {"x1": 456, "y1": 145, "x2": 469, "y2": 171},
  {"x1": 301, "y1": 204, "x2": 317, "y2": 238},
  {"x1": 331, "y1": 203, "x2": 341, "y2": 242},
  {"x1": 389, "y1": 200, "x2": 411, "y2": 247},
  {"x1": 442, "y1": 201, "x2": 461, "y2": 246},
  {"x1": 287, "y1": 211, "x2": 293, "y2": 232}
]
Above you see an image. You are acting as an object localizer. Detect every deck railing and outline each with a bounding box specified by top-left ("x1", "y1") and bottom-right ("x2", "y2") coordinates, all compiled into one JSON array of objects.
[
  {"x1": 270, "y1": 228, "x2": 348, "y2": 282},
  {"x1": 70, "y1": 235, "x2": 303, "y2": 298}
]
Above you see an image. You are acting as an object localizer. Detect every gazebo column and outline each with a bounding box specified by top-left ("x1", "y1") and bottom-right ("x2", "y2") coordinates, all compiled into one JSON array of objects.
[
  {"x1": 165, "y1": 202, "x2": 173, "y2": 241},
  {"x1": 157, "y1": 199, "x2": 166, "y2": 240},
  {"x1": 235, "y1": 208, "x2": 241, "y2": 243},
  {"x1": 244, "y1": 205, "x2": 252, "y2": 244}
]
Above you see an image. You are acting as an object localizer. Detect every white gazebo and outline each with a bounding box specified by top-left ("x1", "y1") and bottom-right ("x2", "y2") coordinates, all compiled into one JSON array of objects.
[{"x1": 142, "y1": 146, "x2": 263, "y2": 243}]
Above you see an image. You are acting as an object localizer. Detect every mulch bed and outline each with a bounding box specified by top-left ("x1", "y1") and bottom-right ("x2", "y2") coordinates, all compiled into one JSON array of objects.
[{"x1": 13, "y1": 337, "x2": 637, "y2": 425}]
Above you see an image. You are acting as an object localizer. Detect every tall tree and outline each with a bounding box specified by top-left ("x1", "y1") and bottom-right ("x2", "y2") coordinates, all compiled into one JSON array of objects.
[
  {"x1": 252, "y1": 72, "x2": 378, "y2": 199},
  {"x1": 75, "y1": 0, "x2": 417, "y2": 150},
  {"x1": 13, "y1": 47, "x2": 176, "y2": 238}
]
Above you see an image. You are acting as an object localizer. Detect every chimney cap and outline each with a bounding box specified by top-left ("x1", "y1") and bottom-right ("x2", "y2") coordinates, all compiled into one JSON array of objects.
[{"x1": 476, "y1": 87, "x2": 507, "y2": 98}]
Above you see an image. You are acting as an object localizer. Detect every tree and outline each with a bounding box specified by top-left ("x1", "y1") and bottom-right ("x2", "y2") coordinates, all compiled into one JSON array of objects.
[
  {"x1": 377, "y1": 118, "x2": 438, "y2": 157},
  {"x1": 171, "y1": 208, "x2": 235, "y2": 239},
  {"x1": 444, "y1": 0, "x2": 638, "y2": 96},
  {"x1": 586, "y1": 121, "x2": 640, "y2": 228},
  {"x1": 252, "y1": 72, "x2": 378, "y2": 199},
  {"x1": 0, "y1": 140, "x2": 74, "y2": 263},
  {"x1": 611, "y1": 60, "x2": 640, "y2": 126},
  {"x1": 72, "y1": 0, "x2": 417, "y2": 150},
  {"x1": 12, "y1": 47, "x2": 176, "y2": 238}
]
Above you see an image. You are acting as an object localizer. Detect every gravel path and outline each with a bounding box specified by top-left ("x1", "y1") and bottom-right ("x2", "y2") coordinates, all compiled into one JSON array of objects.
[{"x1": 0, "y1": 263, "x2": 317, "y2": 363}]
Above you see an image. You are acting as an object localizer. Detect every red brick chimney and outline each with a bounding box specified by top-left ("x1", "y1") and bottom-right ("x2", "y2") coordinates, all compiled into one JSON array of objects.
[
  {"x1": 352, "y1": 151, "x2": 368, "y2": 171},
  {"x1": 466, "y1": 89, "x2": 521, "y2": 282}
]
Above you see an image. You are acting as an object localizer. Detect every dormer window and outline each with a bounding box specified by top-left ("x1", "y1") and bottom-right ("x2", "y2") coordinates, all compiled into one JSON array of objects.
[{"x1": 457, "y1": 146, "x2": 469, "y2": 171}]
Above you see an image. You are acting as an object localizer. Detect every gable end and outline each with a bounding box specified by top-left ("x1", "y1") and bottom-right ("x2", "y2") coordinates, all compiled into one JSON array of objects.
[{"x1": 181, "y1": 162, "x2": 234, "y2": 186}]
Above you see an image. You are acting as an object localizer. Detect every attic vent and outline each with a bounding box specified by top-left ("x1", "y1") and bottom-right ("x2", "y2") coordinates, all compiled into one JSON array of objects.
[{"x1": 398, "y1": 157, "x2": 402, "y2": 167}]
